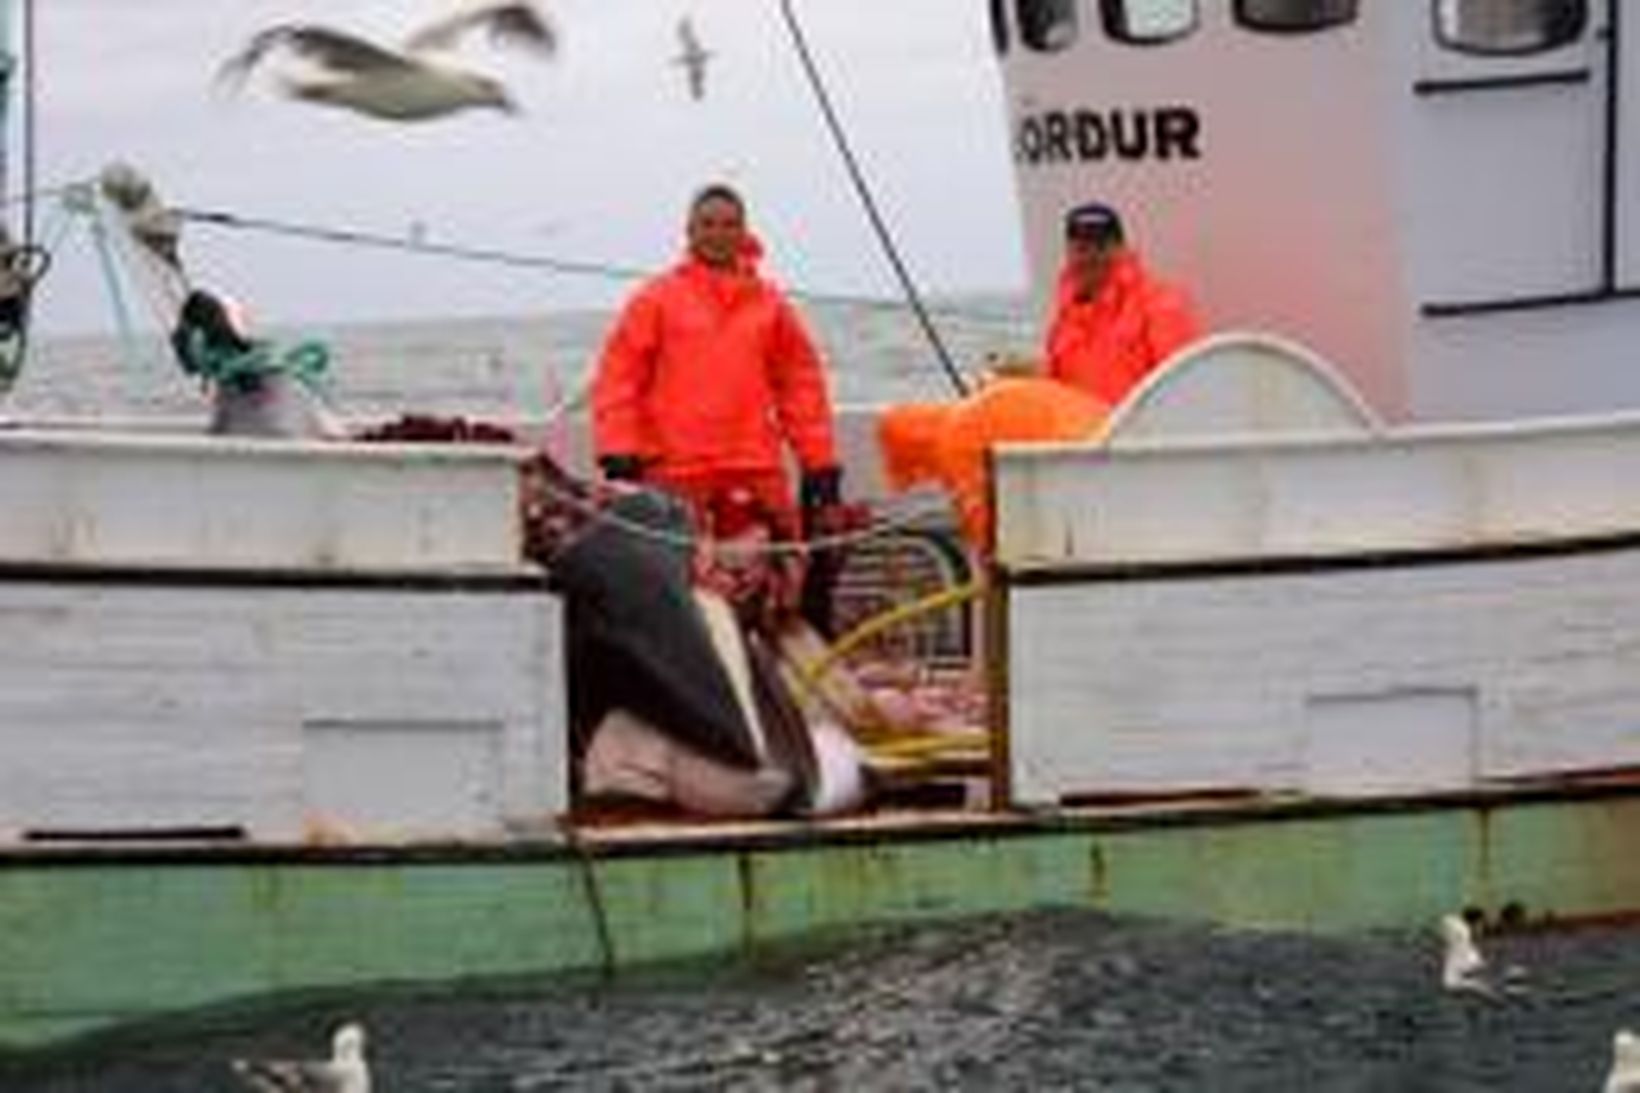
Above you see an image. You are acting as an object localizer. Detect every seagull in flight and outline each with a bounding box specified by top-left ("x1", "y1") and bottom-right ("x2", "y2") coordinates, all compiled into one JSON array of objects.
[
  {"x1": 232, "y1": 1021, "x2": 371, "y2": 1093},
  {"x1": 217, "y1": 2, "x2": 557, "y2": 122},
  {"x1": 673, "y1": 15, "x2": 711, "y2": 101}
]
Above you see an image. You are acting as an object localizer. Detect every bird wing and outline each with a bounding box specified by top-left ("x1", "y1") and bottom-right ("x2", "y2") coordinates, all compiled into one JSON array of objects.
[
  {"x1": 217, "y1": 25, "x2": 418, "y2": 90},
  {"x1": 402, "y1": 2, "x2": 557, "y2": 57},
  {"x1": 683, "y1": 59, "x2": 705, "y2": 101},
  {"x1": 678, "y1": 16, "x2": 701, "y2": 54},
  {"x1": 674, "y1": 16, "x2": 709, "y2": 100}
]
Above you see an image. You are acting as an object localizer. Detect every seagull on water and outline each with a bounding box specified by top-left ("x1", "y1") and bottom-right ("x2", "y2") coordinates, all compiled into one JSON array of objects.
[
  {"x1": 1609, "y1": 1029, "x2": 1640, "y2": 1093},
  {"x1": 673, "y1": 15, "x2": 711, "y2": 101},
  {"x1": 232, "y1": 1021, "x2": 371, "y2": 1093},
  {"x1": 1439, "y1": 913, "x2": 1493, "y2": 996},
  {"x1": 217, "y1": 1, "x2": 557, "y2": 122},
  {"x1": 1438, "y1": 913, "x2": 1528, "y2": 998}
]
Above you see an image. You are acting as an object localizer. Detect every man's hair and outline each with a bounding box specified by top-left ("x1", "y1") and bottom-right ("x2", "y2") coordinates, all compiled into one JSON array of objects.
[{"x1": 690, "y1": 182, "x2": 746, "y2": 218}]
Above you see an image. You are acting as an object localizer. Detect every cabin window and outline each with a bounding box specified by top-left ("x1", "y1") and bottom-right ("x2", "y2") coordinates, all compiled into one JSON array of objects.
[
  {"x1": 1017, "y1": 0, "x2": 1078, "y2": 53},
  {"x1": 1236, "y1": 0, "x2": 1358, "y2": 33},
  {"x1": 1103, "y1": 0, "x2": 1198, "y2": 44},
  {"x1": 1435, "y1": 0, "x2": 1586, "y2": 55},
  {"x1": 990, "y1": 0, "x2": 1011, "y2": 55}
]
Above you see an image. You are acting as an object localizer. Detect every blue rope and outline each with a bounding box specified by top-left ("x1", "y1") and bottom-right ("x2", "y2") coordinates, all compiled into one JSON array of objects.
[
  {"x1": 86, "y1": 198, "x2": 149, "y2": 395},
  {"x1": 180, "y1": 327, "x2": 330, "y2": 393}
]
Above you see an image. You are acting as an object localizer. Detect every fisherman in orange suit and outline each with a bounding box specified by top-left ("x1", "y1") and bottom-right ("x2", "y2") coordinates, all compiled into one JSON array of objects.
[
  {"x1": 592, "y1": 183, "x2": 842, "y2": 541},
  {"x1": 1044, "y1": 201, "x2": 1201, "y2": 409}
]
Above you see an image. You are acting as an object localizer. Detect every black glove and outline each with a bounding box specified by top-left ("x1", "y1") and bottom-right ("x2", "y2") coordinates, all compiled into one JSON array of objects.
[
  {"x1": 799, "y1": 466, "x2": 843, "y2": 511},
  {"x1": 598, "y1": 454, "x2": 644, "y2": 482}
]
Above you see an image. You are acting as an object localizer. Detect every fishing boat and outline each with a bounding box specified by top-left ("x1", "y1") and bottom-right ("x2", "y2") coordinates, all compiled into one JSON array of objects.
[{"x1": 4, "y1": 0, "x2": 1640, "y2": 1051}]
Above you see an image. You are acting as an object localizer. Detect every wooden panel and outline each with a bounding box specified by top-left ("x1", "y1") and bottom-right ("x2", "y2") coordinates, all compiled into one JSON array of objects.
[
  {"x1": 0, "y1": 582, "x2": 564, "y2": 841},
  {"x1": 0, "y1": 432, "x2": 523, "y2": 571},
  {"x1": 1008, "y1": 546, "x2": 1640, "y2": 803},
  {"x1": 995, "y1": 411, "x2": 1640, "y2": 568}
]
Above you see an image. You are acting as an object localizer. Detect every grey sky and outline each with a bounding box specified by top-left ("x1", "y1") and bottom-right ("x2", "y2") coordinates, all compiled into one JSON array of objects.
[{"x1": 26, "y1": 1, "x2": 1024, "y2": 335}]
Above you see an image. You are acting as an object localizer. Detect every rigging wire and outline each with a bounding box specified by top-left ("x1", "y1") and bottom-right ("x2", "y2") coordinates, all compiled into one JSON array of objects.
[
  {"x1": 543, "y1": 479, "x2": 952, "y2": 558},
  {"x1": 173, "y1": 205, "x2": 1025, "y2": 328},
  {"x1": 776, "y1": 0, "x2": 970, "y2": 396},
  {"x1": 19, "y1": 0, "x2": 31, "y2": 256}
]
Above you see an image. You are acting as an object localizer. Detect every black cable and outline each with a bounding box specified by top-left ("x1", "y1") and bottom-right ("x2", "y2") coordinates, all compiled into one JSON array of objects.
[
  {"x1": 776, "y1": 0, "x2": 969, "y2": 395},
  {"x1": 174, "y1": 206, "x2": 1024, "y2": 327}
]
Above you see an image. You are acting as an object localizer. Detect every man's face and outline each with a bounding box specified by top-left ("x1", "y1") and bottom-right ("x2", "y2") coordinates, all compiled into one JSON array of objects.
[
  {"x1": 688, "y1": 196, "x2": 746, "y2": 269},
  {"x1": 1065, "y1": 234, "x2": 1116, "y2": 296}
]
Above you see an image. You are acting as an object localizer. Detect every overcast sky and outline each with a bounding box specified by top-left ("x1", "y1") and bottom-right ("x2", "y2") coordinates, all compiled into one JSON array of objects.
[{"x1": 24, "y1": 0, "x2": 1024, "y2": 335}]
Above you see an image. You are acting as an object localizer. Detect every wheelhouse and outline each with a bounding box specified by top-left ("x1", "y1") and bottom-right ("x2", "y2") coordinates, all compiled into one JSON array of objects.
[{"x1": 994, "y1": 0, "x2": 1640, "y2": 422}]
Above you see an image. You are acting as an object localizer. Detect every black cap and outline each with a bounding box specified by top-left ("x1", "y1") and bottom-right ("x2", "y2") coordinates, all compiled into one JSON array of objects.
[{"x1": 1064, "y1": 201, "x2": 1124, "y2": 245}]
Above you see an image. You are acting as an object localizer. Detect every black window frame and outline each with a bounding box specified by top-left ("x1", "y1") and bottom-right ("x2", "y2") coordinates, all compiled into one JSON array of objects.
[
  {"x1": 990, "y1": 0, "x2": 1011, "y2": 55},
  {"x1": 1016, "y1": 0, "x2": 1079, "y2": 53},
  {"x1": 1432, "y1": 0, "x2": 1588, "y2": 58},
  {"x1": 1101, "y1": 0, "x2": 1199, "y2": 46},
  {"x1": 1235, "y1": 0, "x2": 1360, "y2": 34}
]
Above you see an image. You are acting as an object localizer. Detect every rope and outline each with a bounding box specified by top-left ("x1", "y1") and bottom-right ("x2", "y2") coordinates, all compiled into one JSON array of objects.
[
  {"x1": 85, "y1": 195, "x2": 150, "y2": 387},
  {"x1": 173, "y1": 206, "x2": 1026, "y2": 327},
  {"x1": 796, "y1": 580, "x2": 982, "y2": 693},
  {"x1": 776, "y1": 0, "x2": 970, "y2": 397},
  {"x1": 545, "y1": 478, "x2": 952, "y2": 559},
  {"x1": 180, "y1": 328, "x2": 331, "y2": 393},
  {"x1": 560, "y1": 824, "x2": 617, "y2": 979}
]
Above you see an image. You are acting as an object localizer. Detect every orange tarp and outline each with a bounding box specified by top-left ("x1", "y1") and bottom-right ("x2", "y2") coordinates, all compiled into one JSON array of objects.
[{"x1": 877, "y1": 376, "x2": 1107, "y2": 548}]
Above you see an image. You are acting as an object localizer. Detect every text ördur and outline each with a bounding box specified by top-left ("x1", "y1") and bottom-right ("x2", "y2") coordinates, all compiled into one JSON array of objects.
[{"x1": 1015, "y1": 106, "x2": 1201, "y2": 165}]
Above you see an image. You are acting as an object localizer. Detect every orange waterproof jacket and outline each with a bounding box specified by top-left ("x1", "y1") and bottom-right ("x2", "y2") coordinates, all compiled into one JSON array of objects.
[
  {"x1": 593, "y1": 251, "x2": 837, "y2": 480},
  {"x1": 1044, "y1": 250, "x2": 1201, "y2": 409}
]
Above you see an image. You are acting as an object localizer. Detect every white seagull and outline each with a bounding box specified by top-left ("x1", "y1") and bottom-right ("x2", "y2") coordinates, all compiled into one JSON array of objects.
[
  {"x1": 1609, "y1": 1029, "x2": 1640, "y2": 1093},
  {"x1": 98, "y1": 161, "x2": 184, "y2": 273},
  {"x1": 1438, "y1": 913, "x2": 1529, "y2": 998},
  {"x1": 217, "y1": 2, "x2": 557, "y2": 122},
  {"x1": 1439, "y1": 913, "x2": 1492, "y2": 996},
  {"x1": 232, "y1": 1021, "x2": 371, "y2": 1093},
  {"x1": 673, "y1": 15, "x2": 711, "y2": 101}
]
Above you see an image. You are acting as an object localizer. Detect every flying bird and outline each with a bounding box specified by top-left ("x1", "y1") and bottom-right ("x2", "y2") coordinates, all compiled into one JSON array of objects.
[
  {"x1": 98, "y1": 161, "x2": 183, "y2": 272},
  {"x1": 673, "y1": 15, "x2": 711, "y2": 101},
  {"x1": 1609, "y1": 1029, "x2": 1640, "y2": 1093},
  {"x1": 232, "y1": 1021, "x2": 371, "y2": 1093},
  {"x1": 216, "y1": 2, "x2": 557, "y2": 122}
]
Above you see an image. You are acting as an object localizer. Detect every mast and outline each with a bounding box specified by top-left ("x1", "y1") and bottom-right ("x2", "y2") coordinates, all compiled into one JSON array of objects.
[
  {"x1": 0, "y1": 0, "x2": 41, "y2": 392},
  {"x1": 0, "y1": 0, "x2": 15, "y2": 214}
]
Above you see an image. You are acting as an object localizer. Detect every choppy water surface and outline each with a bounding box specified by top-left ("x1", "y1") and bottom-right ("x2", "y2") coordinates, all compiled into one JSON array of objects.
[
  {"x1": 8, "y1": 910, "x2": 1639, "y2": 1091},
  {"x1": 14, "y1": 296, "x2": 1036, "y2": 422}
]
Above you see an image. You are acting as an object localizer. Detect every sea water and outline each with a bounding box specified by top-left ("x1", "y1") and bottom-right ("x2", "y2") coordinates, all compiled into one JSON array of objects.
[
  {"x1": 6, "y1": 305, "x2": 1640, "y2": 1090},
  {"x1": 8, "y1": 295, "x2": 1037, "y2": 423},
  {"x1": 5, "y1": 910, "x2": 1640, "y2": 1091}
]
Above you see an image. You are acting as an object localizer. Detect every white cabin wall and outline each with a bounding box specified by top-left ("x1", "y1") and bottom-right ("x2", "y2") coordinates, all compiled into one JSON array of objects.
[
  {"x1": 1378, "y1": 2, "x2": 1640, "y2": 422},
  {"x1": 1389, "y1": 10, "x2": 1604, "y2": 306},
  {"x1": 1622, "y1": 2, "x2": 1640, "y2": 285},
  {"x1": 1410, "y1": 301, "x2": 1640, "y2": 421},
  {"x1": 1001, "y1": 2, "x2": 1412, "y2": 417}
]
